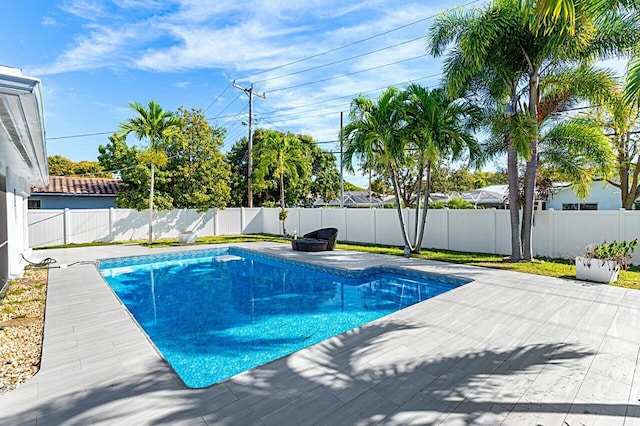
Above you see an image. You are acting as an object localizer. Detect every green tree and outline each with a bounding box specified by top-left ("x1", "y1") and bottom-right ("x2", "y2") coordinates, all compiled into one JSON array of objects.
[
  {"x1": 301, "y1": 135, "x2": 341, "y2": 204},
  {"x1": 118, "y1": 101, "x2": 183, "y2": 244},
  {"x1": 343, "y1": 86, "x2": 479, "y2": 253},
  {"x1": 402, "y1": 84, "x2": 481, "y2": 251},
  {"x1": 253, "y1": 129, "x2": 311, "y2": 234},
  {"x1": 226, "y1": 138, "x2": 249, "y2": 207},
  {"x1": 430, "y1": 0, "x2": 632, "y2": 260},
  {"x1": 589, "y1": 86, "x2": 640, "y2": 208},
  {"x1": 167, "y1": 108, "x2": 231, "y2": 211},
  {"x1": 344, "y1": 181, "x2": 365, "y2": 191},
  {"x1": 98, "y1": 134, "x2": 148, "y2": 209},
  {"x1": 343, "y1": 88, "x2": 411, "y2": 246},
  {"x1": 48, "y1": 155, "x2": 76, "y2": 176},
  {"x1": 48, "y1": 155, "x2": 110, "y2": 177}
]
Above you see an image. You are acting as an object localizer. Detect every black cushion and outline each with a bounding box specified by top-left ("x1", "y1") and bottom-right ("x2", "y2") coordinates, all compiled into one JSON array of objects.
[{"x1": 292, "y1": 239, "x2": 329, "y2": 252}]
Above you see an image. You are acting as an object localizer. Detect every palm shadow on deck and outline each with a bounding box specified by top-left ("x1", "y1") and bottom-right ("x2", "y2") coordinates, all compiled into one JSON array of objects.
[{"x1": 3, "y1": 318, "x2": 633, "y2": 425}]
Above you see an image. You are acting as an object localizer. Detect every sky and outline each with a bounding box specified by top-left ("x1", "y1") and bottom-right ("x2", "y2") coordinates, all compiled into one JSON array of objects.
[{"x1": 1, "y1": 0, "x2": 628, "y2": 188}]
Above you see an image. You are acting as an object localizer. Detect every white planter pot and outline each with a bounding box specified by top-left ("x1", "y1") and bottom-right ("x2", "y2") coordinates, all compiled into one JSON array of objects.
[
  {"x1": 575, "y1": 256, "x2": 620, "y2": 283},
  {"x1": 178, "y1": 232, "x2": 197, "y2": 244}
]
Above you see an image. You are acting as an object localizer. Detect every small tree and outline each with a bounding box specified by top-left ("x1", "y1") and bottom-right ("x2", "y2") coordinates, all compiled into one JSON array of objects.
[
  {"x1": 118, "y1": 101, "x2": 183, "y2": 245},
  {"x1": 253, "y1": 130, "x2": 311, "y2": 235}
]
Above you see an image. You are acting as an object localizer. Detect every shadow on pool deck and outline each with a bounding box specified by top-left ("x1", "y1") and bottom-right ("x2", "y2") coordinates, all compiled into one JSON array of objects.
[{"x1": 3, "y1": 318, "x2": 631, "y2": 425}]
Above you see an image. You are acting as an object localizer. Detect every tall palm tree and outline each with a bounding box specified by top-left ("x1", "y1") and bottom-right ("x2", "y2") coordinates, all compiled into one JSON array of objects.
[
  {"x1": 253, "y1": 130, "x2": 310, "y2": 234},
  {"x1": 430, "y1": 0, "x2": 632, "y2": 260},
  {"x1": 343, "y1": 86, "x2": 479, "y2": 254},
  {"x1": 402, "y1": 84, "x2": 481, "y2": 252},
  {"x1": 119, "y1": 101, "x2": 182, "y2": 245},
  {"x1": 342, "y1": 88, "x2": 414, "y2": 250}
]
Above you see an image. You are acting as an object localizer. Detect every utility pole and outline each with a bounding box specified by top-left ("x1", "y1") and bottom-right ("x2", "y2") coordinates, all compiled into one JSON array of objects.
[
  {"x1": 233, "y1": 81, "x2": 265, "y2": 208},
  {"x1": 340, "y1": 111, "x2": 344, "y2": 208}
]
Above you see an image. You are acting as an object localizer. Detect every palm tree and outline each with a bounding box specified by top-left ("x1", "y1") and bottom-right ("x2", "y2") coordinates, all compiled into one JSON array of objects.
[
  {"x1": 430, "y1": 0, "x2": 632, "y2": 260},
  {"x1": 402, "y1": 84, "x2": 481, "y2": 252},
  {"x1": 253, "y1": 130, "x2": 310, "y2": 235},
  {"x1": 342, "y1": 88, "x2": 414, "y2": 250},
  {"x1": 343, "y1": 86, "x2": 479, "y2": 254},
  {"x1": 588, "y1": 86, "x2": 640, "y2": 208},
  {"x1": 119, "y1": 101, "x2": 182, "y2": 245}
]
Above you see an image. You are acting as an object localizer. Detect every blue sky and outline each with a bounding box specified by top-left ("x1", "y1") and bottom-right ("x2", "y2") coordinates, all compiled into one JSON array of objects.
[{"x1": 1, "y1": 0, "x2": 627, "y2": 188}]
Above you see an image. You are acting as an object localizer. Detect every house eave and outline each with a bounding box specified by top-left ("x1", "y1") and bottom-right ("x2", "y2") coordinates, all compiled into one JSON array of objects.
[{"x1": 0, "y1": 66, "x2": 48, "y2": 188}]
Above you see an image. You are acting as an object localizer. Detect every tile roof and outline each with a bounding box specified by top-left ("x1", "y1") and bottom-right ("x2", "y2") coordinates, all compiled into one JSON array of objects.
[{"x1": 31, "y1": 176, "x2": 122, "y2": 195}]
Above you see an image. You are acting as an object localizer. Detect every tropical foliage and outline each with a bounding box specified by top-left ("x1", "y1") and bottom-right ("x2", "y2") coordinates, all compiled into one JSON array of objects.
[
  {"x1": 342, "y1": 85, "x2": 480, "y2": 253},
  {"x1": 253, "y1": 129, "x2": 311, "y2": 234},
  {"x1": 48, "y1": 155, "x2": 110, "y2": 178},
  {"x1": 98, "y1": 106, "x2": 230, "y2": 214},
  {"x1": 429, "y1": 0, "x2": 634, "y2": 261},
  {"x1": 227, "y1": 131, "x2": 339, "y2": 208}
]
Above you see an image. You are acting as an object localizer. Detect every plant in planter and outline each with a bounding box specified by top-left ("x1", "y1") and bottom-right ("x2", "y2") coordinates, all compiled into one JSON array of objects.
[
  {"x1": 575, "y1": 239, "x2": 638, "y2": 283},
  {"x1": 278, "y1": 208, "x2": 288, "y2": 236}
]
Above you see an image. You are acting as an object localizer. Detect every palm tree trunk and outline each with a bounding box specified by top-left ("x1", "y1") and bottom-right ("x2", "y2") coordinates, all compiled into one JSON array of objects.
[
  {"x1": 389, "y1": 165, "x2": 413, "y2": 250},
  {"x1": 280, "y1": 173, "x2": 286, "y2": 235},
  {"x1": 507, "y1": 140, "x2": 522, "y2": 261},
  {"x1": 414, "y1": 161, "x2": 432, "y2": 253},
  {"x1": 413, "y1": 162, "x2": 424, "y2": 249},
  {"x1": 522, "y1": 71, "x2": 540, "y2": 261},
  {"x1": 148, "y1": 162, "x2": 154, "y2": 245}
]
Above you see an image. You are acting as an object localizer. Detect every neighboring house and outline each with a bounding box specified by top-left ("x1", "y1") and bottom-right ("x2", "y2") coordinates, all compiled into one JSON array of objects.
[
  {"x1": 30, "y1": 176, "x2": 121, "y2": 209},
  {"x1": 547, "y1": 181, "x2": 639, "y2": 210},
  {"x1": 459, "y1": 185, "x2": 509, "y2": 209},
  {"x1": 313, "y1": 191, "x2": 387, "y2": 208},
  {"x1": 0, "y1": 66, "x2": 48, "y2": 283}
]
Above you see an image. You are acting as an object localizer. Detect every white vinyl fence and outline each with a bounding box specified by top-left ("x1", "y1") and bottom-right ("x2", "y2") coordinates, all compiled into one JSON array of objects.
[{"x1": 28, "y1": 207, "x2": 640, "y2": 264}]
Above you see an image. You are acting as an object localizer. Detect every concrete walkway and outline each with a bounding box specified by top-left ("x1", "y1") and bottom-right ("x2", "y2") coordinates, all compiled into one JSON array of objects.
[{"x1": 1, "y1": 242, "x2": 639, "y2": 425}]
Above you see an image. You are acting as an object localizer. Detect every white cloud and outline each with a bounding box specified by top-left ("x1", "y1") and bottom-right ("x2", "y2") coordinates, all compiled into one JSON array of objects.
[
  {"x1": 60, "y1": 0, "x2": 108, "y2": 20},
  {"x1": 42, "y1": 16, "x2": 57, "y2": 26}
]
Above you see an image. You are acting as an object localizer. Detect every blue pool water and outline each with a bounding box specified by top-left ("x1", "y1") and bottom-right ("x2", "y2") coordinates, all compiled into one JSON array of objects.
[{"x1": 99, "y1": 247, "x2": 469, "y2": 388}]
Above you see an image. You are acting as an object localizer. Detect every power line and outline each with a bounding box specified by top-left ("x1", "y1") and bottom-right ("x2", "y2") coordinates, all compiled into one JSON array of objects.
[
  {"x1": 47, "y1": 131, "x2": 114, "y2": 141},
  {"x1": 253, "y1": 36, "x2": 426, "y2": 84},
  {"x1": 268, "y1": 54, "x2": 430, "y2": 93},
  {"x1": 236, "y1": 0, "x2": 481, "y2": 81},
  {"x1": 202, "y1": 82, "x2": 232, "y2": 113},
  {"x1": 256, "y1": 74, "x2": 441, "y2": 118},
  {"x1": 208, "y1": 92, "x2": 243, "y2": 120}
]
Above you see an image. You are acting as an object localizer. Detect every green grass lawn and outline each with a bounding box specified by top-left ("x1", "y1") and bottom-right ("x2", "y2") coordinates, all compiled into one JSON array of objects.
[{"x1": 37, "y1": 234, "x2": 640, "y2": 290}]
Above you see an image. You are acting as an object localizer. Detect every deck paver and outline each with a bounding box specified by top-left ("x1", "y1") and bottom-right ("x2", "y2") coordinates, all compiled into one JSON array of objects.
[{"x1": 1, "y1": 242, "x2": 639, "y2": 424}]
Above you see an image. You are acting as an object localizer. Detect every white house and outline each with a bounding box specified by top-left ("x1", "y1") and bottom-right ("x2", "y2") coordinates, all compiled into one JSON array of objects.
[
  {"x1": 0, "y1": 66, "x2": 48, "y2": 284},
  {"x1": 546, "y1": 181, "x2": 636, "y2": 210}
]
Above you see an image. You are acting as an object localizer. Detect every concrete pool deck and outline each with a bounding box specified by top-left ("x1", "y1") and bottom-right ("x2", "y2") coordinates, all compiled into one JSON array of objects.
[{"x1": 1, "y1": 242, "x2": 639, "y2": 425}]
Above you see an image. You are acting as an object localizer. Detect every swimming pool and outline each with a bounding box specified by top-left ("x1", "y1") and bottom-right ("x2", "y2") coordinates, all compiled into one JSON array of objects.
[{"x1": 99, "y1": 247, "x2": 469, "y2": 388}]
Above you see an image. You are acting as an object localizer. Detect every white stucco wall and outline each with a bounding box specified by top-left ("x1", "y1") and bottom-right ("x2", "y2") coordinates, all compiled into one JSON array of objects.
[
  {"x1": 547, "y1": 182, "x2": 624, "y2": 210},
  {"x1": 3, "y1": 168, "x2": 31, "y2": 279}
]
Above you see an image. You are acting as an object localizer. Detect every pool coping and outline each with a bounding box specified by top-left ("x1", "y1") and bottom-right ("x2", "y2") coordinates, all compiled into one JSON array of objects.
[{"x1": 1, "y1": 242, "x2": 639, "y2": 425}]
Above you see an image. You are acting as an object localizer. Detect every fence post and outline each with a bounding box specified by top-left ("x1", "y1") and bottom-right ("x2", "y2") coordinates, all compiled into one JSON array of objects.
[
  {"x1": 63, "y1": 208, "x2": 70, "y2": 244},
  {"x1": 373, "y1": 208, "x2": 377, "y2": 245},
  {"x1": 344, "y1": 208, "x2": 348, "y2": 242},
  {"x1": 445, "y1": 208, "x2": 450, "y2": 250},
  {"x1": 240, "y1": 207, "x2": 245, "y2": 234},
  {"x1": 492, "y1": 208, "x2": 497, "y2": 254},
  {"x1": 109, "y1": 207, "x2": 115, "y2": 241},
  {"x1": 619, "y1": 208, "x2": 626, "y2": 241},
  {"x1": 214, "y1": 209, "x2": 219, "y2": 236},
  {"x1": 547, "y1": 209, "x2": 555, "y2": 258}
]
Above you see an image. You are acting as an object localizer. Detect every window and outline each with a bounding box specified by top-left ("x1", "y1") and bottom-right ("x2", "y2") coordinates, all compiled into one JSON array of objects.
[
  {"x1": 562, "y1": 203, "x2": 597, "y2": 211},
  {"x1": 28, "y1": 199, "x2": 41, "y2": 209}
]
